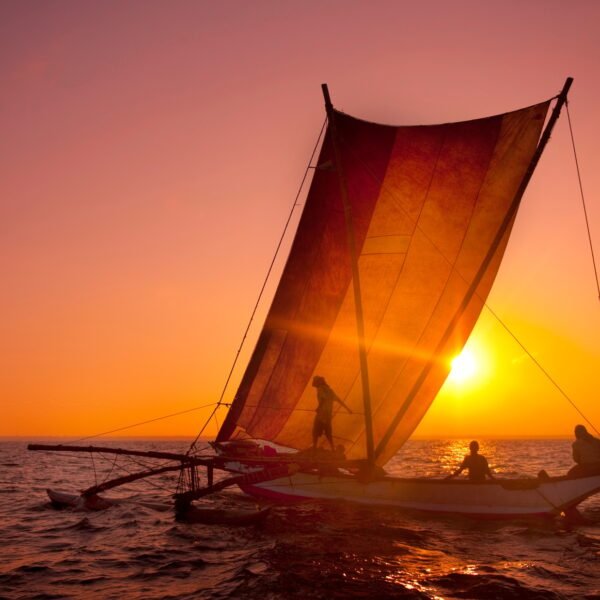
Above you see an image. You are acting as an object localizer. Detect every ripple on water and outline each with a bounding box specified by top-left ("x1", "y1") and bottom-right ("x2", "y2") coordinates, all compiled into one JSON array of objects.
[
  {"x1": 430, "y1": 572, "x2": 566, "y2": 599},
  {"x1": 22, "y1": 594, "x2": 71, "y2": 600}
]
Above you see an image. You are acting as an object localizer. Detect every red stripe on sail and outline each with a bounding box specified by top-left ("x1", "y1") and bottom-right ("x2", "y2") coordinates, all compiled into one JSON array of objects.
[{"x1": 218, "y1": 112, "x2": 397, "y2": 441}]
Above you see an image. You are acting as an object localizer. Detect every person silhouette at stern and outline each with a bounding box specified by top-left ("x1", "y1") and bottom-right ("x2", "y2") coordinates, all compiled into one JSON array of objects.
[
  {"x1": 312, "y1": 376, "x2": 352, "y2": 451},
  {"x1": 446, "y1": 441, "x2": 495, "y2": 482},
  {"x1": 568, "y1": 424, "x2": 600, "y2": 476}
]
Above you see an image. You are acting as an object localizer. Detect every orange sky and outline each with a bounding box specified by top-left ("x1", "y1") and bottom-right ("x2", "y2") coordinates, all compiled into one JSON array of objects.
[{"x1": 1, "y1": 1, "x2": 599, "y2": 440}]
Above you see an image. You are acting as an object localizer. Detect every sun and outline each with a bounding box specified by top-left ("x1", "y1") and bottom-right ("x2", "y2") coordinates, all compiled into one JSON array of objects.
[{"x1": 449, "y1": 348, "x2": 477, "y2": 383}]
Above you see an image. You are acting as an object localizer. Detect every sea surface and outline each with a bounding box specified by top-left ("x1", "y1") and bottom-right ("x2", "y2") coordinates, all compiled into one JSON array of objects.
[{"x1": 0, "y1": 439, "x2": 598, "y2": 599}]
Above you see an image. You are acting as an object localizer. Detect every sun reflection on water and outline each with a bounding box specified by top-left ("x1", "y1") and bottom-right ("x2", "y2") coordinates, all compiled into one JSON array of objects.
[
  {"x1": 437, "y1": 440, "x2": 469, "y2": 474},
  {"x1": 387, "y1": 438, "x2": 504, "y2": 478},
  {"x1": 379, "y1": 544, "x2": 469, "y2": 599}
]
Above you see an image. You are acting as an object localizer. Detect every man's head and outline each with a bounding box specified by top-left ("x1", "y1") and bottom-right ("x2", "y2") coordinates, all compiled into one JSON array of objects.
[
  {"x1": 469, "y1": 440, "x2": 479, "y2": 453},
  {"x1": 574, "y1": 424, "x2": 588, "y2": 439},
  {"x1": 312, "y1": 375, "x2": 326, "y2": 388}
]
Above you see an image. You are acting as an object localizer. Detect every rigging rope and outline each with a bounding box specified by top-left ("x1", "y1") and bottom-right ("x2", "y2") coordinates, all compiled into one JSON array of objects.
[
  {"x1": 565, "y1": 100, "x2": 600, "y2": 300},
  {"x1": 90, "y1": 449, "x2": 182, "y2": 495},
  {"x1": 100, "y1": 453, "x2": 120, "y2": 486},
  {"x1": 68, "y1": 401, "x2": 218, "y2": 443},
  {"x1": 213, "y1": 409, "x2": 220, "y2": 438},
  {"x1": 187, "y1": 117, "x2": 329, "y2": 453},
  {"x1": 90, "y1": 452, "x2": 98, "y2": 486},
  {"x1": 100, "y1": 455, "x2": 179, "y2": 495},
  {"x1": 485, "y1": 305, "x2": 599, "y2": 436}
]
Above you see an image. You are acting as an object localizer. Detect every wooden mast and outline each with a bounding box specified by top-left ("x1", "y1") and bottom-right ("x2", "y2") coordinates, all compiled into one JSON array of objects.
[{"x1": 321, "y1": 83, "x2": 375, "y2": 467}]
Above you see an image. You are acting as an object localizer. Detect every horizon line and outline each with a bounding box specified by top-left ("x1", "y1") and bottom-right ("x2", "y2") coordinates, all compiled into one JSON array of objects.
[{"x1": 1, "y1": 434, "x2": 574, "y2": 441}]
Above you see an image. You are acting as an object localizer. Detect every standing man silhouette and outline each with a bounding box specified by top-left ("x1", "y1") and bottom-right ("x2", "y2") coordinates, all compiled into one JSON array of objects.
[{"x1": 311, "y1": 376, "x2": 352, "y2": 451}]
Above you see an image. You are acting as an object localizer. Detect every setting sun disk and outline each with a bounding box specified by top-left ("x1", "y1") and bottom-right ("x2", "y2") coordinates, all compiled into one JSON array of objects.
[{"x1": 449, "y1": 349, "x2": 477, "y2": 383}]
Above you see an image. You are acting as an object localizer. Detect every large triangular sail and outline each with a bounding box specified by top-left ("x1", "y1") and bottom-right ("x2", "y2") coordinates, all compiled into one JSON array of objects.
[{"x1": 218, "y1": 95, "x2": 552, "y2": 465}]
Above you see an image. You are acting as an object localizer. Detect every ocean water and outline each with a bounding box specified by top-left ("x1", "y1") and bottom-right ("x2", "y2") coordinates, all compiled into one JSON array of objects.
[{"x1": 0, "y1": 439, "x2": 598, "y2": 599}]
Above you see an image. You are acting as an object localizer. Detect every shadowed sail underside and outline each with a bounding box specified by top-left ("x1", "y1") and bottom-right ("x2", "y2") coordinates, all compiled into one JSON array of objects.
[{"x1": 218, "y1": 101, "x2": 550, "y2": 465}]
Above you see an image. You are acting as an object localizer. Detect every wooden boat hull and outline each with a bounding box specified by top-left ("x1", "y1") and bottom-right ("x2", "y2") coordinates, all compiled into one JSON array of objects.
[{"x1": 239, "y1": 472, "x2": 600, "y2": 518}]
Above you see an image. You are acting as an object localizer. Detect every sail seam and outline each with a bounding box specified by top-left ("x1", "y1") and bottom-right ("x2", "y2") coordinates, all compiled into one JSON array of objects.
[
  {"x1": 352, "y1": 121, "x2": 503, "y2": 459},
  {"x1": 242, "y1": 130, "x2": 342, "y2": 436},
  {"x1": 373, "y1": 95, "x2": 562, "y2": 460},
  {"x1": 342, "y1": 130, "x2": 447, "y2": 454}
]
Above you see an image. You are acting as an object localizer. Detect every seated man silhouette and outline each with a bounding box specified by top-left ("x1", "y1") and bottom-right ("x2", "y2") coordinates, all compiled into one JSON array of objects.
[
  {"x1": 568, "y1": 424, "x2": 600, "y2": 477},
  {"x1": 446, "y1": 441, "x2": 495, "y2": 482}
]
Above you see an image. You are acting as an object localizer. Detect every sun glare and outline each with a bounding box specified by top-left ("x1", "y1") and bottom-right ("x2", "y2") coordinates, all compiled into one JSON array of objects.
[{"x1": 449, "y1": 349, "x2": 477, "y2": 383}]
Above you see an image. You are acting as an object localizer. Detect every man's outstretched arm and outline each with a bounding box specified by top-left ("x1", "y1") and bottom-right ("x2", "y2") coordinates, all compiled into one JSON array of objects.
[{"x1": 335, "y1": 396, "x2": 352, "y2": 414}]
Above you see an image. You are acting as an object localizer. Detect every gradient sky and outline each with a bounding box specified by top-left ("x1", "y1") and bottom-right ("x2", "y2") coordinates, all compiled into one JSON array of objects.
[{"x1": 2, "y1": 0, "x2": 599, "y2": 440}]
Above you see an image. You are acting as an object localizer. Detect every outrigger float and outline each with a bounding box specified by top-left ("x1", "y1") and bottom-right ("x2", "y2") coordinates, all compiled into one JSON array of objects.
[{"x1": 29, "y1": 77, "x2": 600, "y2": 521}]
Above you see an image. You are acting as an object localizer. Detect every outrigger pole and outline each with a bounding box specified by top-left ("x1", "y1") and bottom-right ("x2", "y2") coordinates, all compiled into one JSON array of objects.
[
  {"x1": 28, "y1": 443, "x2": 365, "y2": 508},
  {"x1": 321, "y1": 84, "x2": 375, "y2": 467},
  {"x1": 28, "y1": 443, "x2": 200, "y2": 462}
]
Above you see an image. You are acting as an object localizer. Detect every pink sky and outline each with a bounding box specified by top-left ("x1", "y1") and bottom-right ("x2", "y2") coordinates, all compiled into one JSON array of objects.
[{"x1": 1, "y1": 0, "x2": 599, "y2": 438}]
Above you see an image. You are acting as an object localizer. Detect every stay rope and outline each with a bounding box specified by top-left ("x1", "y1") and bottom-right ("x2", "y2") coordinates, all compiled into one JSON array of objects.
[
  {"x1": 485, "y1": 304, "x2": 599, "y2": 436},
  {"x1": 67, "y1": 401, "x2": 219, "y2": 443},
  {"x1": 566, "y1": 100, "x2": 600, "y2": 299}
]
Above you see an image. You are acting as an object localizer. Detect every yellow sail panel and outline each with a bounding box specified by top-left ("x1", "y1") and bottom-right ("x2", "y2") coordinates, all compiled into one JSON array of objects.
[
  {"x1": 218, "y1": 102, "x2": 550, "y2": 465},
  {"x1": 368, "y1": 104, "x2": 550, "y2": 464}
]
